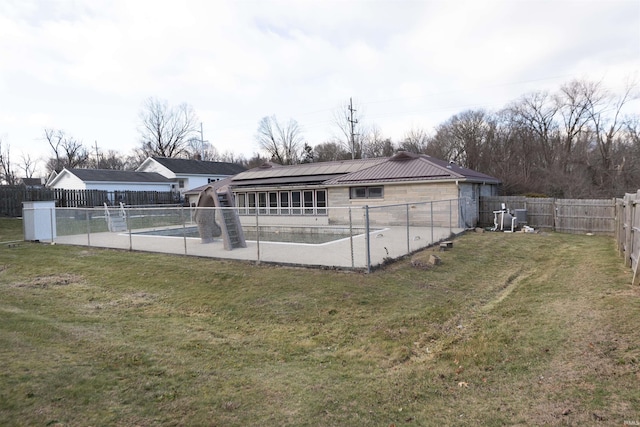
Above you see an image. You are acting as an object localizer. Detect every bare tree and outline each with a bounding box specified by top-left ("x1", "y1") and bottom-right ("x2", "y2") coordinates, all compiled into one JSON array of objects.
[
  {"x1": 507, "y1": 91, "x2": 559, "y2": 168},
  {"x1": 217, "y1": 150, "x2": 251, "y2": 165},
  {"x1": 399, "y1": 126, "x2": 429, "y2": 154},
  {"x1": 0, "y1": 138, "x2": 17, "y2": 185},
  {"x1": 99, "y1": 150, "x2": 127, "y2": 170},
  {"x1": 418, "y1": 78, "x2": 640, "y2": 198},
  {"x1": 186, "y1": 138, "x2": 220, "y2": 161},
  {"x1": 43, "y1": 129, "x2": 89, "y2": 173},
  {"x1": 332, "y1": 98, "x2": 365, "y2": 159},
  {"x1": 555, "y1": 79, "x2": 604, "y2": 172},
  {"x1": 124, "y1": 148, "x2": 149, "y2": 170},
  {"x1": 138, "y1": 97, "x2": 199, "y2": 158},
  {"x1": 313, "y1": 141, "x2": 351, "y2": 162},
  {"x1": 245, "y1": 152, "x2": 269, "y2": 168},
  {"x1": 427, "y1": 109, "x2": 491, "y2": 170},
  {"x1": 19, "y1": 153, "x2": 38, "y2": 179},
  {"x1": 362, "y1": 125, "x2": 395, "y2": 158},
  {"x1": 255, "y1": 115, "x2": 305, "y2": 165},
  {"x1": 587, "y1": 80, "x2": 638, "y2": 173},
  {"x1": 44, "y1": 128, "x2": 65, "y2": 172}
]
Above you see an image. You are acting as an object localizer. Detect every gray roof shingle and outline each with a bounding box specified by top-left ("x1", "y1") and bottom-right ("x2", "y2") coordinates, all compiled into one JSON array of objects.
[
  {"x1": 67, "y1": 169, "x2": 173, "y2": 183},
  {"x1": 151, "y1": 157, "x2": 246, "y2": 175}
]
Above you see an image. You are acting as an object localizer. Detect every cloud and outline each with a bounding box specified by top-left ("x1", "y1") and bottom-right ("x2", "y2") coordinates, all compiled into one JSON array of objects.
[{"x1": 0, "y1": 0, "x2": 638, "y2": 175}]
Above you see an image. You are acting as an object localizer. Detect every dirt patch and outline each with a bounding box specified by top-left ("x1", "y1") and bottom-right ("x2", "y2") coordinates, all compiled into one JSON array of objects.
[
  {"x1": 87, "y1": 291, "x2": 159, "y2": 311},
  {"x1": 77, "y1": 250, "x2": 98, "y2": 257},
  {"x1": 12, "y1": 273, "x2": 84, "y2": 289}
]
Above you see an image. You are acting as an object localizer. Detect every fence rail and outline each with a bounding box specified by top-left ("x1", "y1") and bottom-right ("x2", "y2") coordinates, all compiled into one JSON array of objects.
[
  {"x1": 479, "y1": 196, "x2": 616, "y2": 235},
  {"x1": 0, "y1": 186, "x2": 180, "y2": 217},
  {"x1": 615, "y1": 190, "x2": 640, "y2": 285}
]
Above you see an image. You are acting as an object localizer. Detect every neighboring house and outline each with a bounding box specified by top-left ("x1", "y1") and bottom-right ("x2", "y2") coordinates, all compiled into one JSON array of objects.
[
  {"x1": 137, "y1": 156, "x2": 246, "y2": 198},
  {"x1": 227, "y1": 151, "x2": 500, "y2": 227},
  {"x1": 46, "y1": 168, "x2": 174, "y2": 203},
  {"x1": 20, "y1": 177, "x2": 46, "y2": 188}
]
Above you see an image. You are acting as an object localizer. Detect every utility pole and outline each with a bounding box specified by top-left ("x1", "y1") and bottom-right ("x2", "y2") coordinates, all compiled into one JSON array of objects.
[
  {"x1": 94, "y1": 141, "x2": 100, "y2": 168},
  {"x1": 199, "y1": 123, "x2": 209, "y2": 160},
  {"x1": 348, "y1": 97, "x2": 358, "y2": 160}
]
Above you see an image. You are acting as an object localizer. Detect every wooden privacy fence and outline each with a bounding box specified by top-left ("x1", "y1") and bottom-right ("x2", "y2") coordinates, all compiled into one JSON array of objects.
[
  {"x1": 0, "y1": 186, "x2": 180, "y2": 217},
  {"x1": 479, "y1": 196, "x2": 616, "y2": 235},
  {"x1": 615, "y1": 190, "x2": 640, "y2": 285}
]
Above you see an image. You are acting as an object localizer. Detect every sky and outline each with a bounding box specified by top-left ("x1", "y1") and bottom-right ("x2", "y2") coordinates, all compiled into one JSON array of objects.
[{"x1": 1, "y1": 0, "x2": 639, "y2": 177}]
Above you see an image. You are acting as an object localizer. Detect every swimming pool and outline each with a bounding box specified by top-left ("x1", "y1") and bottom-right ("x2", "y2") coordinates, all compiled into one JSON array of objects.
[{"x1": 132, "y1": 226, "x2": 370, "y2": 244}]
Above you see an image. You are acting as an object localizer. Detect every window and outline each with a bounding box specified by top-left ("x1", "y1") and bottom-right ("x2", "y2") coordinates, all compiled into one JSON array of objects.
[
  {"x1": 268, "y1": 192, "x2": 278, "y2": 214},
  {"x1": 280, "y1": 192, "x2": 290, "y2": 215},
  {"x1": 350, "y1": 186, "x2": 383, "y2": 199},
  {"x1": 247, "y1": 193, "x2": 256, "y2": 214},
  {"x1": 258, "y1": 192, "x2": 267, "y2": 214},
  {"x1": 367, "y1": 187, "x2": 383, "y2": 198},
  {"x1": 303, "y1": 191, "x2": 314, "y2": 214},
  {"x1": 178, "y1": 180, "x2": 185, "y2": 189},
  {"x1": 234, "y1": 189, "x2": 328, "y2": 216},
  {"x1": 351, "y1": 187, "x2": 366, "y2": 198},
  {"x1": 291, "y1": 191, "x2": 301, "y2": 215},
  {"x1": 237, "y1": 193, "x2": 246, "y2": 213},
  {"x1": 316, "y1": 190, "x2": 327, "y2": 215}
]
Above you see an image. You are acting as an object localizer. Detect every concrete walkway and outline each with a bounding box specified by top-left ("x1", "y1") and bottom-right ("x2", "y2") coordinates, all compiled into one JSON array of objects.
[{"x1": 52, "y1": 225, "x2": 462, "y2": 270}]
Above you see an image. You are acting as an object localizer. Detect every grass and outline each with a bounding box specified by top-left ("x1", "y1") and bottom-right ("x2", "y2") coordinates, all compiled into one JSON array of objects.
[
  {"x1": 0, "y1": 217, "x2": 638, "y2": 426},
  {"x1": 0, "y1": 217, "x2": 23, "y2": 242}
]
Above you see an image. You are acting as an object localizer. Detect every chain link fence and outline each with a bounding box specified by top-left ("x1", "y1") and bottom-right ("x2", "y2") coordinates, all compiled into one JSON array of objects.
[{"x1": 23, "y1": 199, "x2": 467, "y2": 272}]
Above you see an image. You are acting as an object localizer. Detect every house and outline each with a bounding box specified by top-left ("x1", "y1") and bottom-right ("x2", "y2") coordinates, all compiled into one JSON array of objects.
[
  {"x1": 45, "y1": 156, "x2": 247, "y2": 204},
  {"x1": 136, "y1": 156, "x2": 246, "y2": 199},
  {"x1": 19, "y1": 177, "x2": 46, "y2": 188},
  {"x1": 46, "y1": 168, "x2": 174, "y2": 196},
  {"x1": 226, "y1": 151, "x2": 500, "y2": 228}
]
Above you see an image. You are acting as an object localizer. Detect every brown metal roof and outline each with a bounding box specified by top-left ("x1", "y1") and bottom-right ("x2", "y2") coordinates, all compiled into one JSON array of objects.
[
  {"x1": 229, "y1": 152, "x2": 500, "y2": 188},
  {"x1": 324, "y1": 152, "x2": 500, "y2": 185}
]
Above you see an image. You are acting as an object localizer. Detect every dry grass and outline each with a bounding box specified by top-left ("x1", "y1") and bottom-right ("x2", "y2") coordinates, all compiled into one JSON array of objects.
[{"x1": 0, "y1": 217, "x2": 638, "y2": 426}]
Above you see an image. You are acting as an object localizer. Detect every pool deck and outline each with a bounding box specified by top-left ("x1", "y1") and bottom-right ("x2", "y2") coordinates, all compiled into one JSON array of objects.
[{"x1": 51, "y1": 225, "x2": 463, "y2": 270}]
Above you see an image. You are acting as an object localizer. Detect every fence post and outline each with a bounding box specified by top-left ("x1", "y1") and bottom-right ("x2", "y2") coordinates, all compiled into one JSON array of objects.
[
  {"x1": 365, "y1": 205, "x2": 371, "y2": 273},
  {"x1": 349, "y1": 207, "x2": 354, "y2": 268},
  {"x1": 50, "y1": 207, "x2": 55, "y2": 244},
  {"x1": 255, "y1": 208, "x2": 260, "y2": 265},
  {"x1": 126, "y1": 209, "x2": 132, "y2": 251},
  {"x1": 625, "y1": 195, "x2": 633, "y2": 267},
  {"x1": 86, "y1": 208, "x2": 91, "y2": 246},
  {"x1": 430, "y1": 202, "x2": 434, "y2": 243},
  {"x1": 405, "y1": 203, "x2": 410, "y2": 255},
  {"x1": 449, "y1": 199, "x2": 453, "y2": 233},
  {"x1": 181, "y1": 206, "x2": 187, "y2": 255}
]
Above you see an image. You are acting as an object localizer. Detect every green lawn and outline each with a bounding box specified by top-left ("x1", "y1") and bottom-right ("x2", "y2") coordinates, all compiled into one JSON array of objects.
[
  {"x1": 0, "y1": 217, "x2": 23, "y2": 242},
  {"x1": 0, "y1": 217, "x2": 638, "y2": 426}
]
